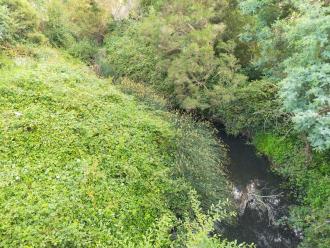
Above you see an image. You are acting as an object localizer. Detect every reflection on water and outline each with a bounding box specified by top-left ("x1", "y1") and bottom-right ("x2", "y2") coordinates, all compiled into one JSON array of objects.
[{"x1": 218, "y1": 129, "x2": 301, "y2": 248}]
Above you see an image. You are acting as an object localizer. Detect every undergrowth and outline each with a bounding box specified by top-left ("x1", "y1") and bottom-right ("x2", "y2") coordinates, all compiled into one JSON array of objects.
[
  {"x1": 0, "y1": 46, "x2": 241, "y2": 247},
  {"x1": 254, "y1": 133, "x2": 330, "y2": 248}
]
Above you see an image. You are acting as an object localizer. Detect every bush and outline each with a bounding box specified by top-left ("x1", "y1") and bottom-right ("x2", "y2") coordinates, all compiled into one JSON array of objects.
[
  {"x1": 0, "y1": 0, "x2": 39, "y2": 45},
  {"x1": 104, "y1": 22, "x2": 163, "y2": 83},
  {"x1": 211, "y1": 79, "x2": 287, "y2": 136},
  {"x1": 67, "y1": 38, "x2": 99, "y2": 63},
  {"x1": 43, "y1": 1, "x2": 75, "y2": 48},
  {"x1": 27, "y1": 32, "x2": 48, "y2": 45},
  {"x1": 42, "y1": 0, "x2": 111, "y2": 49}
]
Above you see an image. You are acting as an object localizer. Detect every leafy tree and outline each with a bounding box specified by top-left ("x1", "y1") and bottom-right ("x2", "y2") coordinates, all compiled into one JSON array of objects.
[
  {"x1": 281, "y1": 64, "x2": 330, "y2": 151},
  {"x1": 105, "y1": 0, "x2": 247, "y2": 117},
  {"x1": 240, "y1": 1, "x2": 330, "y2": 247},
  {"x1": 240, "y1": 0, "x2": 330, "y2": 151}
]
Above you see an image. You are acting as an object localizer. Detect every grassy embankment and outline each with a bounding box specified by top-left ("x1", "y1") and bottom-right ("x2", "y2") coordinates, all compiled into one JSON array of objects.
[{"x1": 0, "y1": 45, "x2": 239, "y2": 247}]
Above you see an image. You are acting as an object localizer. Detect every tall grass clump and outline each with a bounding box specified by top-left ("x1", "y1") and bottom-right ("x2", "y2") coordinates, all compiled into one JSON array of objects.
[{"x1": 117, "y1": 78, "x2": 232, "y2": 210}]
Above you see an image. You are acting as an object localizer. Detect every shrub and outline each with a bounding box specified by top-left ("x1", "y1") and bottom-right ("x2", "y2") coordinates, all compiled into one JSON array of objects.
[
  {"x1": 42, "y1": 0, "x2": 111, "y2": 49},
  {"x1": 27, "y1": 32, "x2": 48, "y2": 45},
  {"x1": 104, "y1": 22, "x2": 163, "y2": 83},
  {"x1": 211, "y1": 79, "x2": 287, "y2": 135},
  {"x1": 43, "y1": 1, "x2": 75, "y2": 47},
  {"x1": 0, "y1": 0, "x2": 39, "y2": 45},
  {"x1": 67, "y1": 38, "x2": 99, "y2": 63}
]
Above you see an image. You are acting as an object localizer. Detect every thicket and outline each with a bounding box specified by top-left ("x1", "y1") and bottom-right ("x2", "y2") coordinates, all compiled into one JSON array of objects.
[
  {"x1": 103, "y1": 1, "x2": 284, "y2": 136},
  {"x1": 1, "y1": 0, "x2": 329, "y2": 246},
  {"x1": 0, "y1": 45, "x2": 245, "y2": 247},
  {"x1": 0, "y1": 0, "x2": 114, "y2": 61},
  {"x1": 103, "y1": 0, "x2": 330, "y2": 247},
  {"x1": 240, "y1": 1, "x2": 330, "y2": 247},
  {"x1": 240, "y1": 0, "x2": 330, "y2": 151},
  {"x1": 0, "y1": 0, "x2": 246, "y2": 247},
  {"x1": 0, "y1": 0, "x2": 41, "y2": 46}
]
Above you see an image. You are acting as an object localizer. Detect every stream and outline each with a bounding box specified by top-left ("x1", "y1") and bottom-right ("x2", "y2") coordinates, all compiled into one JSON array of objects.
[{"x1": 217, "y1": 129, "x2": 301, "y2": 248}]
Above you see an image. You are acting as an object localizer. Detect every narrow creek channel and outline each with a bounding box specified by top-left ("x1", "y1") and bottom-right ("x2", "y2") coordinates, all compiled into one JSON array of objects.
[{"x1": 217, "y1": 129, "x2": 301, "y2": 248}]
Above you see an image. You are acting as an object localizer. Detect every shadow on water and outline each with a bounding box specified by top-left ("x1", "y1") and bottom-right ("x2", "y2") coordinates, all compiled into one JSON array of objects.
[{"x1": 217, "y1": 128, "x2": 301, "y2": 248}]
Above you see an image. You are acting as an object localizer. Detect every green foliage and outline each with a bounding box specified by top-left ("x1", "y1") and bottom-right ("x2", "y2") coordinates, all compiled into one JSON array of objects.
[
  {"x1": 277, "y1": 1, "x2": 330, "y2": 150},
  {"x1": 116, "y1": 78, "x2": 169, "y2": 111},
  {"x1": 210, "y1": 79, "x2": 285, "y2": 135},
  {"x1": 240, "y1": 0, "x2": 330, "y2": 151},
  {"x1": 147, "y1": 0, "x2": 228, "y2": 111},
  {"x1": 3, "y1": 0, "x2": 329, "y2": 246},
  {"x1": 39, "y1": 0, "x2": 112, "y2": 63},
  {"x1": 117, "y1": 78, "x2": 232, "y2": 210},
  {"x1": 175, "y1": 191, "x2": 253, "y2": 248},
  {"x1": 67, "y1": 38, "x2": 99, "y2": 63},
  {"x1": 0, "y1": 47, "x2": 171, "y2": 246},
  {"x1": 172, "y1": 118, "x2": 231, "y2": 209},
  {"x1": 43, "y1": 0, "x2": 75, "y2": 47},
  {"x1": 0, "y1": 47, "x2": 238, "y2": 247},
  {"x1": 104, "y1": 23, "x2": 163, "y2": 82},
  {"x1": 104, "y1": 0, "x2": 247, "y2": 116},
  {"x1": 254, "y1": 133, "x2": 306, "y2": 184},
  {"x1": 238, "y1": 2, "x2": 330, "y2": 244},
  {"x1": 281, "y1": 64, "x2": 330, "y2": 150},
  {"x1": 254, "y1": 133, "x2": 330, "y2": 248},
  {"x1": 0, "y1": 0, "x2": 39, "y2": 45},
  {"x1": 140, "y1": 0, "x2": 164, "y2": 11},
  {"x1": 104, "y1": 0, "x2": 280, "y2": 137},
  {"x1": 0, "y1": 5, "x2": 12, "y2": 44}
]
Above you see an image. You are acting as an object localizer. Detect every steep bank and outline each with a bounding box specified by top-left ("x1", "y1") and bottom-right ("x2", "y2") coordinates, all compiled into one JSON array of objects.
[
  {"x1": 253, "y1": 133, "x2": 330, "y2": 248},
  {"x1": 0, "y1": 46, "x2": 236, "y2": 247},
  {"x1": 100, "y1": 1, "x2": 330, "y2": 246},
  {"x1": 2, "y1": 0, "x2": 328, "y2": 246}
]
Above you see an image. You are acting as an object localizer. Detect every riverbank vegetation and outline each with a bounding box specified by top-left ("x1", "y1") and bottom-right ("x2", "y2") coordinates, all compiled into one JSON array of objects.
[
  {"x1": 0, "y1": 33, "x2": 242, "y2": 248},
  {"x1": 0, "y1": 0, "x2": 329, "y2": 247},
  {"x1": 0, "y1": 1, "x2": 244, "y2": 247},
  {"x1": 101, "y1": 1, "x2": 330, "y2": 247}
]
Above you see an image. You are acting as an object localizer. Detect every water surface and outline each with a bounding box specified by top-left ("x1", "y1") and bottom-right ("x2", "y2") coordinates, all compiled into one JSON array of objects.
[{"x1": 218, "y1": 129, "x2": 300, "y2": 248}]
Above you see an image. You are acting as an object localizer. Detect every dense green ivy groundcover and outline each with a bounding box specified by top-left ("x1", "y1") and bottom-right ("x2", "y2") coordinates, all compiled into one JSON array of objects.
[
  {"x1": 0, "y1": 47, "x2": 239, "y2": 247},
  {"x1": 0, "y1": 47, "x2": 174, "y2": 246}
]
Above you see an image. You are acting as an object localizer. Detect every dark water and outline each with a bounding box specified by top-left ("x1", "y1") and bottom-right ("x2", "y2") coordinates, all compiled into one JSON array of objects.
[{"x1": 217, "y1": 130, "x2": 301, "y2": 248}]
